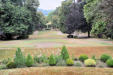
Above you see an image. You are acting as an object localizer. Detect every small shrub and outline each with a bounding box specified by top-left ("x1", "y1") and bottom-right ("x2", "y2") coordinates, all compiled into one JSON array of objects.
[
  {"x1": 2, "y1": 58, "x2": 12, "y2": 64},
  {"x1": 84, "y1": 59, "x2": 96, "y2": 67},
  {"x1": 106, "y1": 59, "x2": 113, "y2": 67},
  {"x1": 74, "y1": 61, "x2": 83, "y2": 67},
  {"x1": 26, "y1": 54, "x2": 34, "y2": 67},
  {"x1": 56, "y1": 60, "x2": 66, "y2": 66},
  {"x1": 6, "y1": 62, "x2": 16, "y2": 69},
  {"x1": 34, "y1": 56, "x2": 39, "y2": 63},
  {"x1": 92, "y1": 55, "x2": 96, "y2": 60},
  {"x1": 100, "y1": 54, "x2": 111, "y2": 62},
  {"x1": 96, "y1": 60, "x2": 107, "y2": 68},
  {"x1": 14, "y1": 48, "x2": 26, "y2": 68},
  {"x1": 79, "y1": 54, "x2": 88, "y2": 62},
  {"x1": 55, "y1": 55, "x2": 63, "y2": 63},
  {"x1": 49, "y1": 54, "x2": 57, "y2": 66},
  {"x1": 0, "y1": 65, "x2": 7, "y2": 70},
  {"x1": 61, "y1": 46, "x2": 69, "y2": 60},
  {"x1": 66, "y1": 58, "x2": 74, "y2": 66},
  {"x1": 38, "y1": 55, "x2": 48, "y2": 63}
]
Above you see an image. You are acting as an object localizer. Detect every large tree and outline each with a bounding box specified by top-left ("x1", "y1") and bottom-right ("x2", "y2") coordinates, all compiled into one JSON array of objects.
[
  {"x1": 0, "y1": 0, "x2": 40, "y2": 40},
  {"x1": 84, "y1": 0, "x2": 113, "y2": 39},
  {"x1": 59, "y1": 0, "x2": 73, "y2": 33},
  {"x1": 59, "y1": 0, "x2": 90, "y2": 37}
]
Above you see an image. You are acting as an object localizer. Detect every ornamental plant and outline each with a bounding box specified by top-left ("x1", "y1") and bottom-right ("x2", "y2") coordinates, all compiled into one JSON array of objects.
[
  {"x1": 26, "y1": 54, "x2": 34, "y2": 67},
  {"x1": 66, "y1": 58, "x2": 74, "y2": 66},
  {"x1": 49, "y1": 54, "x2": 57, "y2": 66},
  {"x1": 6, "y1": 61, "x2": 16, "y2": 69},
  {"x1": 100, "y1": 54, "x2": 111, "y2": 62},
  {"x1": 106, "y1": 59, "x2": 113, "y2": 67},
  {"x1": 14, "y1": 48, "x2": 26, "y2": 68},
  {"x1": 61, "y1": 46, "x2": 69, "y2": 60},
  {"x1": 84, "y1": 59, "x2": 96, "y2": 67},
  {"x1": 79, "y1": 54, "x2": 88, "y2": 62}
]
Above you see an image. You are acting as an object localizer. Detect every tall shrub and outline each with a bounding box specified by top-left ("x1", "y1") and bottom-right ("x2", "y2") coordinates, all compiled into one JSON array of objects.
[
  {"x1": 49, "y1": 54, "x2": 57, "y2": 66},
  {"x1": 14, "y1": 48, "x2": 25, "y2": 67},
  {"x1": 61, "y1": 46, "x2": 69, "y2": 60}
]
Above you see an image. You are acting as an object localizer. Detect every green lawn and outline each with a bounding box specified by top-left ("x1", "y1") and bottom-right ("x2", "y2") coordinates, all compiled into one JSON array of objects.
[
  {"x1": 0, "y1": 30, "x2": 113, "y2": 60},
  {"x1": 0, "y1": 30, "x2": 112, "y2": 48}
]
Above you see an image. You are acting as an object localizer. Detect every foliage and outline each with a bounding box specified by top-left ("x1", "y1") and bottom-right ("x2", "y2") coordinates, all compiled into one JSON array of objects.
[
  {"x1": 6, "y1": 62, "x2": 16, "y2": 69},
  {"x1": 55, "y1": 55, "x2": 63, "y2": 63},
  {"x1": 34, "y1": 56, "x2": 39, "y2": 63},
  {"x1": 106, "y1": 59, "x2": 113, "y2": 67},
  {"x1": 49, "y1": 54, "x2": 57, "y2": 66},
  {"x1": 0, "y1": 65, "x2": 7, "y2": 70},
  {"x1": 66, "y1": 58, "x2": 74, "y2": 66},
  {"x1": 79, "y1": 54, "x2": 88, "y2": 62},
  {"x1": 61, "y1": 46, "x2": 69, "y2": 60},
  {"x1": 84, "y1": 59, "x2": 96, "y2": 67},
  {"x1": 91, "y1": 55, "x2": 96, "y2": 60},
  {"x1": 26, "y1": 54, "x2": 34, "y2": 67},
  {"x1": 56, "y1": 60, "x2": 66, "y2": 66},
  {"x1": 84, "y1": 0, "x2": 113, "y2": 39},
  {"x1": 100, "y1": 54, "x2": 111, "y2": 62},
  {"x1": 74, "y1": 61, "x2": 83, "y2": 67},
  {"x1": 1, "y1": 58, "x2": 12, "y2": 64},
  {"x1": 0, "y1": 0, "x2": 42, "y2": 40},
  {"x1": 59, "y1": 0, "x2": 73, "y2": 33},
  {"x1": 38, "y1": 55, "x2": 48, "y2": 63},
  {"x1": 14, "y1": 48, "x2": 26, "y2": 68},
  {"x1": 36, "y1": 11, "x2": 47, "y2": 30},
  {"x1": 46, "y1": 7, "x2": 60, "y2": 29},
  {"x1": 0, "y1": 1, "x2": 32, "y2": 40}
]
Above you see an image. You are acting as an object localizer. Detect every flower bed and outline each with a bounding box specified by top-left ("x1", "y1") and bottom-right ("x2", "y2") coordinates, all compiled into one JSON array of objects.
[{"x1": 0, "y1": 46, "x2": 113, "y2": 70}]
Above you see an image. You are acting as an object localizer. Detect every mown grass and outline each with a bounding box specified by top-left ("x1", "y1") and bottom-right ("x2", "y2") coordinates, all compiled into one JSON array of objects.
[
  {"x1": 0, "y1": 67, "x2": 113, "y2": 75},
  {"x1": 0, "y1": 30, "x2": 112, "y2": 48}
]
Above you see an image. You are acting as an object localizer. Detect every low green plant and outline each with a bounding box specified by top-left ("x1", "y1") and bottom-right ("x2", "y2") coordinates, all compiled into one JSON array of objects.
[
  {"x1": 66, "y1": 58, "x2": 74, "y2": 66},
  {"x1": 106, "y1": 59, "x2": 113, "y2": 67},
  {"x1": 61, "y1": 46, "x2": 69, "y2": 60},
  {"x1": 0, "y1": 65, "x2": 7, "y2": 70},
  {"x1": 74, "y1": 61, "x2": 83, "y2": 67},
  {"x1": 56, "y1": 60, "x2": 66, "y2": 66},
  {"x1": 6, "y1": 62, "x2": 16, "y2": 69},
  {"x1": 91, "y1": 55, "x2": 96, "y2": 60},
  {"x1": 55, "y1": 55, "x2": 63, "y2": 63},
  {"x1": 2, "y1": 58, "x2": 12, "y2": 64},
  {"x1": 14, "y1": 48, "x2": 26, "y2": 68},
  {"x1": 49, "y1": 54, "x2": 57, "y2": 66},
  {"x1": 38, "y1": 55, "x2": 48, "y2": 63},
  {"x1": 34, "y1": 56, "x2": 39, "y2": 63},
  {"x1": 79, "y1": 54, "x2": 88, "y2": 62},
  {"x1": 84, "y1": 59, "x2": 96, "y2": 67},
  {"x1": 100, "y1": 54, "x2": 111, "y2": 62},
  {"x1": 26, "y1": 54, "x2": 34, "y2": 67}
]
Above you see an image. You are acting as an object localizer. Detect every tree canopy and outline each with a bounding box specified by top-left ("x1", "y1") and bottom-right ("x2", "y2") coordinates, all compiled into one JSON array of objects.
[{"x1": 0, "y1": 0, "x2": 45, "y2": 40}]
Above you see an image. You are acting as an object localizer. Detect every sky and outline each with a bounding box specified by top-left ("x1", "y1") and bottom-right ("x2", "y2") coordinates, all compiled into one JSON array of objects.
[{"x1": 39, "y1": 0, "x2": 64, "y2": 10}]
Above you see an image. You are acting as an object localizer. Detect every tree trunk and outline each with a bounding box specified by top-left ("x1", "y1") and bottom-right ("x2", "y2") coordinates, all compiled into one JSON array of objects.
[{"x1": 88, "y1": 31, "x2": 90, "y2": 38}]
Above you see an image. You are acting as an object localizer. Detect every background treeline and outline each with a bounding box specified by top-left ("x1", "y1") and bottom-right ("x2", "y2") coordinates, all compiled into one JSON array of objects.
[
  {"x1": 48, "y1": 0, "x2": 113, "y2": 39},
  {"x1": 0, "y1": 0, "x2": 46, "y2": 40}
]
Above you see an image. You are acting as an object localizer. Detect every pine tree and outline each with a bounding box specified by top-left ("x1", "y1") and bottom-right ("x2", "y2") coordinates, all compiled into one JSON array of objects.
[
  {"x1": 26, "y1": 54, "x2": 34, "y2": 67},
  {"x1": 14, "y1": 48, "x2": 25, "y2": 67},
  {"x1": 61, "y1": 46, "x2": 69, "y2": 60}
]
